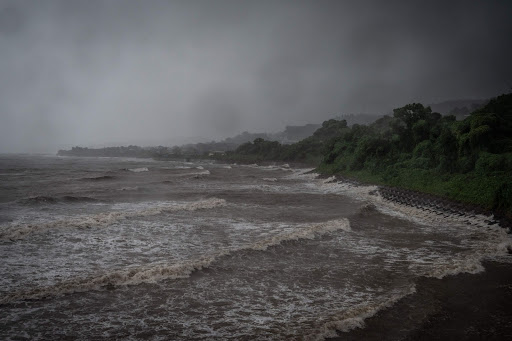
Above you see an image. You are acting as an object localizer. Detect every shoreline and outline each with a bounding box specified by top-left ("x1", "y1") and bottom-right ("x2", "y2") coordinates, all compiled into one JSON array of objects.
[
  {"x1": 327, "y1": 260, "x2": 512, "y2": 340},
  {"x1": 317, "y1": 172, "x2": 512, "y2": 339},
  {"x1": 321, "y1": 173, "x2": 512, "y2": 232}
]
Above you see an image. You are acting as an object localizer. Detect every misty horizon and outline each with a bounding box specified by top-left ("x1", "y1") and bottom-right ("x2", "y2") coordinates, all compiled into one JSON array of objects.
[{"x1": 1, "y1": 0, "x2": 511, "y2": 153}]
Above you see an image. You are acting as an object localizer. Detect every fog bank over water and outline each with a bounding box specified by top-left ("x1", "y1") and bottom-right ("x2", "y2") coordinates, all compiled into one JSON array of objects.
[{"x1": 0, "y1": 0, "x2": 511, "y2": 153}]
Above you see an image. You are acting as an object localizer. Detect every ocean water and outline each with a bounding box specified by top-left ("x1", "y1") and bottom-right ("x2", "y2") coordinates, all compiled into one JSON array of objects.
[{"x1": 0, "y1": 154, "x2": 510, "y2": 340}]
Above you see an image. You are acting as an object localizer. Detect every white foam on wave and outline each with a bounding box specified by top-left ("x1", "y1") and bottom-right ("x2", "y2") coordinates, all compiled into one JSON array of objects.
[
  {"x1": 0, "y1": 218, "x2": 351, "y2": 304},
  {"x1": 420, "y1": 239, "x2": 512, "y2": 279},
  {"x1": 0, "y1": 198, "x2": 227, "y2": 240},
  {"x1": 250, "y1": 218, "x2": 350, "y2": 251},
  {"x1": 323, "y1": 176, "x2": 337, "y2": 183},
  {"x1": 293, "y1": 172, "x2": 512, "y2": 281},
  {"x1": 310, "y1": 234, "x2": 511, "y2": 339},
  {"x1": 0, "y1": 256, "x2": 220, "y2": 304},
  {"x1": 196, "y1": 166, "x2": 204, "y2": 170},
  {"x1": 285, "y1": 168, "x2": 318, "y2": 180},
  {"x1": 309, "y1": 285, "x2": 416, "y2": 340},
  {"x1": 262, "y1": 178, "x2": 277, "y2": 182},
  {"x1": 258, "y1": 164, "x2": 293, "y2": 172},
  {"x1": 191, "y1": 170, "x2": 210, "y2": 177},
  {"x1": 128, "y1": 167, "x2": 149, "y2": 173},
  {"x1": 313, "y1": 174, "x2": 500, "y2": 230},
  {"x1": 171, "y1": 169, "x2": 211, "y2": 177}
]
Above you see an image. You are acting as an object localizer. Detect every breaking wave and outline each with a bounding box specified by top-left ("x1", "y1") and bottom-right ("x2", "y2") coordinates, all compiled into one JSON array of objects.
[
  {"x1": 0, "y1": 198, "x2": 227, "y2": 240},
  {"x1": 310, "y1": 285, "x2": 417, "y2": 340},
  {"x1": 310, "y1": 174, "x2": 498, "y2": 230},
  {"x1": 420, "y1": 240, "x2": 512, "y2": 279},
  {"x1": 127, "y1": 167, "x2": 149, "y2": 173},
  {"x1": 249, "y1": 218, "x2": 351, "y2": 251},
  {"x1": 309, "y1": 238, "x2": 512, "y2": 339},
  {"x1": 191, "y1": 170, "x2": 210, "y2": 177},
  {"x1": 0, "y1": 218, "x2": 350, "y2": 304}
]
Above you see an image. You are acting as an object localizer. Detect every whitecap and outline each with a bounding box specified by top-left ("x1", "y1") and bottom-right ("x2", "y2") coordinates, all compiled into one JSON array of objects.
[
  {"x1": 127, "y1": 167, "x2": 149, "y2": 173},
  {"x1": 0, "y1": 218, "x2": 351, "y2": 303},
  {"x1": 0, "y1": 198, "x2": 227, "y2": 240}
]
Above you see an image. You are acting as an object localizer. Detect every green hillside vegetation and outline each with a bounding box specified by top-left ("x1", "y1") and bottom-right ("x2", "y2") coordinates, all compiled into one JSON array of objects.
[
  {"x1": 218, "y1": 93, "x2": 512, "y2": 217},
  {"x1": 219, "y1": 119, "x2": 349, "y2": 164},
  {"x1": 319, "y1": 93, "x2": 512, "y2": 217}
]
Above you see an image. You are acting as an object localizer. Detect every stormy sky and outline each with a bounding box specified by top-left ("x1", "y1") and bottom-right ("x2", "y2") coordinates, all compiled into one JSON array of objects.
[{"x1": 0, "y1": 0, "x2": 511, "y2": 153}]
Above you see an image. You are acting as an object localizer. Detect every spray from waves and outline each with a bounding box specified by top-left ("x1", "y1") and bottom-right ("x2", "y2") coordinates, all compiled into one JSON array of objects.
[
  {"x1": 0, "y1": 218, "x2": 350, "y2": 304},
  {"x1": 285, "y1": 168, "x2": 318, "y2": 180},
  {"x1": 192, "y1": 170, "x2": 210, "y2": 176},
  {"x1": 127, "y1": 167, "x2": 149, "y2": 173},
  {"x1": 0, "y1": 198, "x2": 226, "y2": 241},
  {"x1": 308, "y1": 285, "x2": 417, "y2": 340}
]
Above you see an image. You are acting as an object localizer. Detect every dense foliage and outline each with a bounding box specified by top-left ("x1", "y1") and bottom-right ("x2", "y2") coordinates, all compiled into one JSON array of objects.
[
  {"x1": 319, "y1": 93, "x2": 512, "y2": 216},
  {"x1": 221, "y1": 119, "x2": 349, "y2": 164},
  {"x1": 221, "y1": 93, "x2": 512, "y2": 216}
]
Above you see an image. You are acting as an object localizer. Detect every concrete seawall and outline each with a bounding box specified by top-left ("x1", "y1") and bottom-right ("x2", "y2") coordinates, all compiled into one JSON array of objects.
[{"x1": 377, "y1": 186, "x2": 511, "y2": 232}]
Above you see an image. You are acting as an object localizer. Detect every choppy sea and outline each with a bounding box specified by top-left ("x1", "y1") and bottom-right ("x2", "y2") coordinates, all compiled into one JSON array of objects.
[{"x1": 0, "y1": 154, "x2": 510, "y2": 340}]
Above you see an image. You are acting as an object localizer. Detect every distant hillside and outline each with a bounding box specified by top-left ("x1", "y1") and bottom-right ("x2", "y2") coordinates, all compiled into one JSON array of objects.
[
  {"x1": 217, "y1": 93, "x2": 512, "y2": 217},
  {"x1": 429, "y1": 99, "x2": 489, "y2": 119},
  {"x1": 271, "y1": 124, "x2": 321, "y2": 144},
  {"x1": 335, "y1": 113, "x2": 384, "y2": 126},
  {"x1": 57, "y1": 123, "x2": 324, "y2": 157}
]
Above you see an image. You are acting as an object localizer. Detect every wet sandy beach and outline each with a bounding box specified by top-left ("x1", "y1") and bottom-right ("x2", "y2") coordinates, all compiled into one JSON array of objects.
[{"x1": 329, "y1": 260, "x2": 512, "y2": 340}]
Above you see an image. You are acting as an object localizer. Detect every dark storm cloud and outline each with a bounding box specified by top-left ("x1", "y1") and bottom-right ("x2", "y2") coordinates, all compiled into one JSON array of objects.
[{"x1": 0, "y1": 0, "x2": 511, "y2": 152}]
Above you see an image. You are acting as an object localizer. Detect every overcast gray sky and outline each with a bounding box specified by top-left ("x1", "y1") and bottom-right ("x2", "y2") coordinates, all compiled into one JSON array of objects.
[{"x1": 1, "y1": 0, "x2": 511, "y2": 153}]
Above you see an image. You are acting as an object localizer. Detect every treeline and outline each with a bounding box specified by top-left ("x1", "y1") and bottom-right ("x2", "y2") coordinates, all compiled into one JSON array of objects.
[
  {"x1": 219, "y1": 93, "x2": 512, "y2": 216},
  {"x1": 216, "y1": 119, "x2": 348, "y2": 164},
  {"x1": 57, "y1": 123, "x2": 324, "y2": 158},
  {"x1": 57, "y1": 145, "x2": 160, "y2": 158}
]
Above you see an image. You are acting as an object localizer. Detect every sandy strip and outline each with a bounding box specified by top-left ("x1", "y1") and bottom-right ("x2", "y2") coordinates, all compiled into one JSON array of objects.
[{"x1": 327, "y1": 260, "x2": 512, "y2": 340}]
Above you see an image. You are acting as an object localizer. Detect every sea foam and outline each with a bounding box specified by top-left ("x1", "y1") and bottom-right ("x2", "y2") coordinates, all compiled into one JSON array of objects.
[
  {"x1": 0, "y1": 218, "x2": 351, "y2": 304},
  {"x1": 0, "y1": 198, "x2": 227, "y2": 240},
  {"x1": 127, "y1": 167, "x2": 149, "y2": 173}
]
